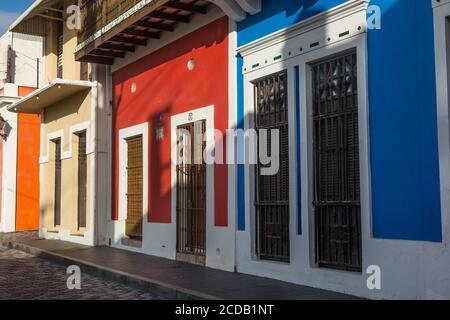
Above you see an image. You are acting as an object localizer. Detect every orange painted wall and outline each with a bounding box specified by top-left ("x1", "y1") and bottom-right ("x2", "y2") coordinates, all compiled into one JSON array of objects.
[{"x1": 15, "y1": 86, "x2": 40, "y2": 231}]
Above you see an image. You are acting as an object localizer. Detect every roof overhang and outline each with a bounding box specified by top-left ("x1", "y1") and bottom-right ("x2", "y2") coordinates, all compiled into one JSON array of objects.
[
  {"x1": 8, "y1": 79, "x2": 92, "y2": 114},
  {"x1": 75, "y1": 0, "x2": 261, "y2": 65},
  {"x1": 9, "y1": 0, "x2": 63, "y2": 36}
]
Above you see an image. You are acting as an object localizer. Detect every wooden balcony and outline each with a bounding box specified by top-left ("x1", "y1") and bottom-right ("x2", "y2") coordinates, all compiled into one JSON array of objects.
[{"x1": 75, "y1": 0, "x2": 211, "y2": 65}]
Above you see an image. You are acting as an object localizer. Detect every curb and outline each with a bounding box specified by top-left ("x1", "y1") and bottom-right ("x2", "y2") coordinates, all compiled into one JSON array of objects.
[{"x1": 1, "y1": 240, "x2": 220, "y2": 300}]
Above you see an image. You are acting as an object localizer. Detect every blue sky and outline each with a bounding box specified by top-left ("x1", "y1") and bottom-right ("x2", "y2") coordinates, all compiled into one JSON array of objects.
[{"x1": 0, "y1": 1, "x2": 35, "y2": 35}]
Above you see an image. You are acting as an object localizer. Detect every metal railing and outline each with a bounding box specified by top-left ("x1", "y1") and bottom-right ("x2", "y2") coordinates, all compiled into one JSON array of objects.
[{"x1": 78, "y1": 0, "x2": 142, "y2": 44}]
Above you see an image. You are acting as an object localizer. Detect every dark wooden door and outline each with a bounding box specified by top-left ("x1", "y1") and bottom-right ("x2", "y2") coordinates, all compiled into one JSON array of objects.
[
  {"x1": 126, "y1": 135, "x2": 143, "y2": 239},
  {"x1": 312, "y1": 50, "x2": 362, "y2": 272},
  {"x1": 54, "y1": 139, "x2": 61, "y2": 227},
  {"x1": 77, "y1": 131, "x2": 87, "y2": 229},
  {"x1": 176, "y1": 121, "x2": 206, "y2": 265}
]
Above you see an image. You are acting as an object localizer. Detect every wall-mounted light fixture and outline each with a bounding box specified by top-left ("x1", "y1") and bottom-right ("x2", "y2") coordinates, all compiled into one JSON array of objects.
[
  {"x1": 187, "y1": 59, "x2": 195, "y2": 71},
  {"x1": 155, "y1": 113, "x2": 164, "y2": 142}
]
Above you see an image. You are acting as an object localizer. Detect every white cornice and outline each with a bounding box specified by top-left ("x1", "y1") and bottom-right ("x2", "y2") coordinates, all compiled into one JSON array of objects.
[
  {"x1": 433, "y1": 0, "x2": 450, "y2": 9},
  {"x1": 237, "y1": 0, "x2": 369, "y2": 57}
]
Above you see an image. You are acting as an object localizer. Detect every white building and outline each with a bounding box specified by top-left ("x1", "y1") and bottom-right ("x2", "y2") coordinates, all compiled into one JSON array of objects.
[{"x1": 0, "y1": 31, "x2": 43, "y2": 233}]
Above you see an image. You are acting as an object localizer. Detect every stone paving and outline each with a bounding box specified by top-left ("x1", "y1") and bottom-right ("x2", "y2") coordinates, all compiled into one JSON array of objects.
[{"x1": 0, "y1": 244, "x2": 164, "y2": 300}]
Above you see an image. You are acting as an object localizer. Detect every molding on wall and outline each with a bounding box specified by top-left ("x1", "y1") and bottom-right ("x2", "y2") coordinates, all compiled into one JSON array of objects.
[
  {"x1": 39, "y1": 121, "x2": 93, "y2": 164},
  {"x1": 433, "y1": 0, "x2": 450, "y2": 244},
  {"x1": 433, "y1": 0, "x2": 450, "y2": 9},
  {"x1": 237, "y1": 0, "x2": 369, "y2": 74}
]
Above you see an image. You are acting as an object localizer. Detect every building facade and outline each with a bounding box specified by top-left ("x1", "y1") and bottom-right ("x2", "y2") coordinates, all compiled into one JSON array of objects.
[
  {"x1": 234, "y1": 0, "x2": 450, "y2": 299},
  {"x1": 0, "y1": 31, "x2": 43, "y2": 233},
  {"x1": 5, "y1": 0, "x2": 450, "y2": 300},
  {"x1": 73, "y1": 0, "x2": 259, "y2": 272},
  {"x1": 8, "y1": 0, "x2": 109, "y2": 246}
]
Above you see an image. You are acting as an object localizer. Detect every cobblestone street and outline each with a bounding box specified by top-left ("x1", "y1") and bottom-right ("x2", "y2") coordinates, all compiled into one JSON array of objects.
[{"x1": 0, "y1": 245, "x2": 164, "y2": 300}]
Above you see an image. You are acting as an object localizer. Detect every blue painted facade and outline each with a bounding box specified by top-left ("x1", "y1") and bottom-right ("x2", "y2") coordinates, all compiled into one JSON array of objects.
[{"x1": 236, "y1": 0, "x2": 442, "y2": 242}]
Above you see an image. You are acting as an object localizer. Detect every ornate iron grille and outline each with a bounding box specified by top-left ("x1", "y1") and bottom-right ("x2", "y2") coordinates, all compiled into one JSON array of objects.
[
  {"x1": 176, "y1": 121, "x2": 206, "y2": 262},
  {"x1": 54, "y1": 139, "x2": 61, "y2": 227},
  {"x1": 312, "y1": 50, "x2": 362, "y2": 272},
  {"x1": 126, "y1": 136, "x2": 143, "y2": 239},
  {"x1": 77, "y1": 131, "x2": 87, "y2": 229},
  {"x1": 254, "y1": 71, "x2": 290, "y2": 263}
]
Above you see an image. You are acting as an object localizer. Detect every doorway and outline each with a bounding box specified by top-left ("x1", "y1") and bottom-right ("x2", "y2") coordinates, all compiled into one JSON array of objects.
[
  {"x1": 176, "y1": 121, "x2": 206, "y2": 265},
  {"x1": 125, "y1": 135, "x2": 143, "y2": 240}
]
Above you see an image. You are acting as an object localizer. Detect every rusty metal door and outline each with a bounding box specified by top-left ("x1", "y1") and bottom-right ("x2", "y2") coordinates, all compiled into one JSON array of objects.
[
  {"x1": 311, "y1": 50, "x2": 362, "y2": 272},
  {"x1": 176, "y1": 121, "x2": 206, "y2": 265},
  {"x1": 126, "y1": 136, "x2": 143, "y2": 239},
  {"x1": 254, "y1": 71, "x2": 290, "y2": 263}
]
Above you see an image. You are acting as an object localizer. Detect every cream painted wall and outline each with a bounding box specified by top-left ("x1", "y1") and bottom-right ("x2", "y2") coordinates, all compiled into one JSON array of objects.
[
  {"x1": 41, "y1": 90, "x2": 92, "y2": 235},
  {"x1": 44, "y1": 0, "x2": 83, "y2": 83}
]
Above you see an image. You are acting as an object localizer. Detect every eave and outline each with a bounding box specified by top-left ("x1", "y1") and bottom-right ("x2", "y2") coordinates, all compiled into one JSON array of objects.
[
  {"x1": 8, "y1": 79, "x2": 92, "y2": 114},
  {"x1": 75, "y1": 0, "x2": 261, "y2": 65}
]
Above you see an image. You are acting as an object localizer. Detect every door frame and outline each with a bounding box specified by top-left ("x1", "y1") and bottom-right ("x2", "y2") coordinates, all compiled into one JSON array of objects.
[
  {"x1": 118, "y1": 122, "x2": 149, "y2": 239},
  {"x1": 171, "y1": 105, "x2": 214, "y2": 263},
  {"x1": 240, "y1": 32, "x2": 370, "y2": 272}
]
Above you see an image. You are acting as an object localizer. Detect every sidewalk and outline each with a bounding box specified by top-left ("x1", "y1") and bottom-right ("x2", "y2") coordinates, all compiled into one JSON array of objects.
[{"x1": 0, "y1": 232, "x2": 358, "y2": 300}]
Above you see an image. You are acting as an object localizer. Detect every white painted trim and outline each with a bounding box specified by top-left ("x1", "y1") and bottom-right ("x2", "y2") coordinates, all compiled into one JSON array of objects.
[
  {"x1": 117, "y1": 122, "x2": 149, "y2": 228},
  {"x1": 433, "y1": 0, "x2": 450, "y2": 9},
  {"x1": 228, "y1": 20, "x2": 238, "y2": 269},
  {"x1": 170, "y1": 105, "x2": 216, "y2": 265},
  {"x1": 0, "y1": 107, "x2": 18, "y2": 233},
  {"x1": 236, "y1": 0, "x2": 261, "y2": 15},
  {"x1": 38, "y1": 109, "x2": 44, "y2": 238},
  {"x1": 209, "y1": 0, "x2": 246, "y2": 21},
  {"x1": 112, "y1": 6, "x2": 225, "y2": 72},
  {"x1": 39, "y1": 122, "x2": 93, "y2": 163},
  {"x1": 433, "y1": 1, "x2": 450, "y2": 244},
  {"x1": 237, "y1": 0, "x2": 368, "y2": 74}
]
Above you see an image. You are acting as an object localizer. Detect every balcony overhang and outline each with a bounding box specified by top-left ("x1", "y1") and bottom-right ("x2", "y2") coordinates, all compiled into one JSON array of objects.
[
  {"x1": 9, "y1": 0, "x2": 63, "y2": 37},
  {"x1": 8, "y1": 79, "x2": 92, "y2": 114},
  {"x1": 75, "y1": 0, "x2": 261, "y2": 65}
]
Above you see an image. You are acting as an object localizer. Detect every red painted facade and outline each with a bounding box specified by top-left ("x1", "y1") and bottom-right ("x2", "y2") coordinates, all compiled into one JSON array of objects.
[{"x1": 112, "y1": 17, "x2": 229, "y2": 227}]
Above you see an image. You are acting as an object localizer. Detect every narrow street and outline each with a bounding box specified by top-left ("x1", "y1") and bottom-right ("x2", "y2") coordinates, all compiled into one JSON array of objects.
[{"x1": 0, "y1": 246, "x2": 163, "y2": 300}]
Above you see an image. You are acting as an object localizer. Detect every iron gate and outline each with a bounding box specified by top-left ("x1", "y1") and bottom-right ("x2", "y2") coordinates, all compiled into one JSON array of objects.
[
  {"x1": 77, "y1": 131, "x2": 87, "y2": 229},
  {"x1": 254, "y1": 71, "x2": 290, "y2": 263},
  {"x1": 311, "y1": 50, "x2": 362, "y2": 272},
  {"x1": 54, "y1": 139, "x2": 61, "y2": 227},
  {"x1": 176, "y1": 121, "x2": 206, "y2": 264},
  {"x1": 126, "y1": 135, "x2": 143, "y2": 239}
]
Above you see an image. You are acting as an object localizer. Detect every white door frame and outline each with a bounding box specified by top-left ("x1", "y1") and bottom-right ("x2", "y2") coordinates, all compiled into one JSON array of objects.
[{"x1": 170, "y1": 105, "x2": 215, "y2": 261}]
